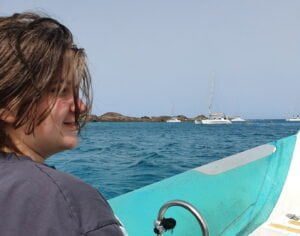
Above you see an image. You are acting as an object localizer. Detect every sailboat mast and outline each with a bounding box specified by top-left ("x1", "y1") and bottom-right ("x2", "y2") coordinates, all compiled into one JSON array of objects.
[{"x1": 208, "y1": 71, "x2": 215, "y2": 114}]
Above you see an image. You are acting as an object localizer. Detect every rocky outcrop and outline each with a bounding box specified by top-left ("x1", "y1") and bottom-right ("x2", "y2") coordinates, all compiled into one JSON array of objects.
[
  {"x1": 85, "y1": 112, "x2": 206, "y2": 122},
  {"x1": 194, "y1": 115, "x2": 207, "y2": 120},
  {"x1": 150, "y1": 116, "x2": 171, "y2": 122},
  {"x1": 86, "y1": 114, "x2": 98, "y2": 122},
  {"x1": 97, "y1": 112, "x2": 140, "y2": 122},
  {"x1": 177, "y1": 115, "x2": 189, "y2": 121}
]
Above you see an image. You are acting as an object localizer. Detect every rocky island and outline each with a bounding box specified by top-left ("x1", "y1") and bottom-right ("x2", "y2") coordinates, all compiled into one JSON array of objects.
[{"x1": 85, "y1": 112, "x2": 207, "y2": 122}]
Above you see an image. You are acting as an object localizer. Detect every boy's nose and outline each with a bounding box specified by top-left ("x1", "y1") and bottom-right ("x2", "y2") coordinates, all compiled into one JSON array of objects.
[{"x1": 70, "y1": 99, "x2": 86, "y2": 114}]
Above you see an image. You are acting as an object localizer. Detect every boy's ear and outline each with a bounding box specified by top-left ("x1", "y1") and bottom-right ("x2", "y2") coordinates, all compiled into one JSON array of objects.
[{"x1": 0, "y1": 109, "x2": 16, "y2": 124}]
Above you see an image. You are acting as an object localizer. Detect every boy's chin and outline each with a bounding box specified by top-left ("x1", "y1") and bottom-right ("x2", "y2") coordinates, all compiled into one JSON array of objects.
[{"x1": 61, "y1": 137, "x2": 78, "y2": 150}]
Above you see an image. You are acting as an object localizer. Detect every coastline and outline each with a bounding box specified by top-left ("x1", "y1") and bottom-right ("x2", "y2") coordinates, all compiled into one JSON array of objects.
[{"x1": 86, "y1": 112, "x2": 207, "y2": 122}]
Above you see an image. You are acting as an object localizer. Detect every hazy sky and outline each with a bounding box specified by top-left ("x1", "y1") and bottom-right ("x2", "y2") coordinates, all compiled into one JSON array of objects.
[{"x1": 1, "y1": 0, "x2": 300, "y2": 118}]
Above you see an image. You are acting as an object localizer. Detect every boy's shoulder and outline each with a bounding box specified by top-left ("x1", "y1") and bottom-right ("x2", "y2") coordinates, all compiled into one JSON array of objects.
[{"x1": 0, "y1": 153, "x2": 123, "y2": 235}]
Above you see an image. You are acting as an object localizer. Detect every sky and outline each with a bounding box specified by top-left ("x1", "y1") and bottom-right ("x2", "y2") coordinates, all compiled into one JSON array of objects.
[{"x1": 1, "y1": 0, "x2": 300, "y2": 119}]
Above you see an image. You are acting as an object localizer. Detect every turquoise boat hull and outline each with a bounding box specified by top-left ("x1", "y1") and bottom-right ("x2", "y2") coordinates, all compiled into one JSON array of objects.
[{"x1": 109, "y1": 135, "x2": 298, "y2": 235}]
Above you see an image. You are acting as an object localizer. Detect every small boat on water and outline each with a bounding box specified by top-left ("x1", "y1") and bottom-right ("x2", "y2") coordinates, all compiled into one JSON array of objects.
[
  {"x1": 110, "y1": 132, "x2": 300, "y2": 235},
  {"x1": 166, "y1": 117, "x2": 181, "y2": 123},
  {"x1": 195, "y1": 72, "x2": 231, "y2": 125},
  {"x1": 231, "y1": 116, "x2": 246, "y2": 122},
  {"x1": 195, "y1": 112, "x2": 232, "y2": 125},
  {"x1": 286, "y1": 116, "x2": 300, "y2": 122}
]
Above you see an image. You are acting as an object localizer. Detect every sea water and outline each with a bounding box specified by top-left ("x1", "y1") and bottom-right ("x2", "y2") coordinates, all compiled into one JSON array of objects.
[{"x1": 46, "y1": 120, "x2": 300, "y2": 199}]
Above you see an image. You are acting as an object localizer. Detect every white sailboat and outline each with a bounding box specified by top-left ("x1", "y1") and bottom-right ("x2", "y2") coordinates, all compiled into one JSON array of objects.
[
  {"x1": 286, "y1": 115, "x2": 300, "y2": 122},
  {"x1": 201, "y1": 112, "x2": 232, "y2": 124},
  {"x1": 195, "y1": 72, "x2": 231, "y2": 125},
  {"x1": 166, "y1": 102, "x2": 182, "y2": 123}
]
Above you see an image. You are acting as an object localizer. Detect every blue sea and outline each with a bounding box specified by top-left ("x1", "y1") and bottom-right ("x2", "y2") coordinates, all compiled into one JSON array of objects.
[{"x1": 46, "y1": 120, "x2": 300, "y2": 199}]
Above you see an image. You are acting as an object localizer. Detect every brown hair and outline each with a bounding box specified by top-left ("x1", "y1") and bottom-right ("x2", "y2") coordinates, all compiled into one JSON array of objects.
[{"x1": 0, "y1": 12, "x2": 92, "y2": 151}]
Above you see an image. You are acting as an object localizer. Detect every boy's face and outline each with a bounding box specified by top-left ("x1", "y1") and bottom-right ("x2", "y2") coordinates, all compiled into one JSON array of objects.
[{"x1": 7, "y1": 80, "x2": 86, "y2": 161}]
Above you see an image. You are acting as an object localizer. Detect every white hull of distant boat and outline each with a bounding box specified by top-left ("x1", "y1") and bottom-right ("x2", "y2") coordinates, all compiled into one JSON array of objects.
[
  {"x1": 286, "y1": 117, "x2": 300, "y2": 122},
  {"x1": 166, "y1": 118, "x2": 181, "y2": 123},
  {"x1": 194, "y1": 119, "x2": 201, "y2": 124},
  {"x1": 194, "y1": 118, "x2": 232, "y2": 124},
  {"x1": 195, "y1": 112, "x2": 232, "y2": 125},
  {"x1": 201, "y1": 118, "x2": 232, "y2": 125},
  {"x1": 231, "y1": 117, "x2": 246, "y2": 122}
]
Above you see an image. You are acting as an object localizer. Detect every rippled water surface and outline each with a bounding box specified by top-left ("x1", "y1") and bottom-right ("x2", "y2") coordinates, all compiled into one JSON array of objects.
[{"x1": 46, "y1": 120, "x2": 300, "y2": 199}]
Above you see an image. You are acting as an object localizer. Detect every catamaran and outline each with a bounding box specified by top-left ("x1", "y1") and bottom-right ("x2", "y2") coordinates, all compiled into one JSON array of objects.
[
  {"x1": 199, "y1": 112, "x2": 232, "y2": 124},
  {"x1": 195, "y1": 72, "x2": 231, "y2": 125}
]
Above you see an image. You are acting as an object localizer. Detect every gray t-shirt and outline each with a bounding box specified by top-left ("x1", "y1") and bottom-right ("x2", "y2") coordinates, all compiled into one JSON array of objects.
[{"x1": 0, "y1": 152, "x2": 125, "y2": 236}]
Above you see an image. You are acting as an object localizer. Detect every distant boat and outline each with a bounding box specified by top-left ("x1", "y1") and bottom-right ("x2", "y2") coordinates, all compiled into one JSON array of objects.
[
  {"x1": 197, "y1": 112, "x2": 232, "y2": 125},
  {"x1": 166, "y1": 102, "x2": 182, "y2": 123},
  {"x1": 231, "y1": 116, "x2": 246, "y2": 122},
  {"x1": 166, "y1": 117, "x2": 181, "y2": 123},
  {"x1": 194, "y1": 119, "x2": 202, "y2": 124},
  {"x1": 286, "y1": 115, "x2": 300, "y2": 122},
  {"x1": 195, "y1": 72, "x2": 231, "y2": 125}
]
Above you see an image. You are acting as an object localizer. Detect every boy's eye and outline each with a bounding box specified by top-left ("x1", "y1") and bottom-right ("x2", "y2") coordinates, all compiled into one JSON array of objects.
[
  {"x1": 49, "y1": 87, "x2": 68, "y2": 95},
  {"x1": 50, "y1": 88, "x2": 57, "y2": 93},
  {"x1": 60, "y1": 88, "x2": 69, "y2": 96}
]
